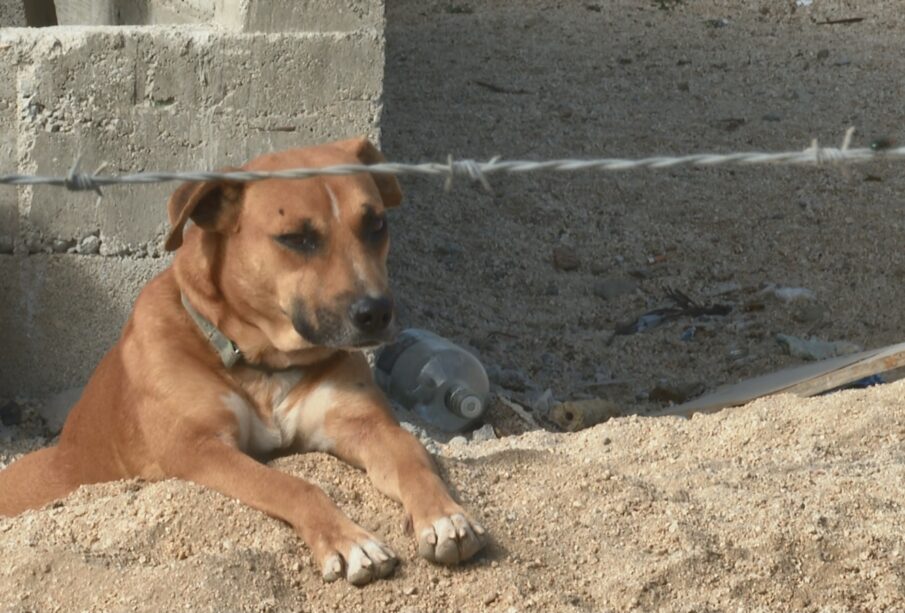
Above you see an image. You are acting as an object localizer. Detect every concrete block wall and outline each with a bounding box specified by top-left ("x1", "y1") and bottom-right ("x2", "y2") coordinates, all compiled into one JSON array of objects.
[
  {"x1": 54, "y1": 0, "x2": 381, "y2": 32},
  {"x1": 0, "y1": 1, "x2": 386, "y2": 397}
]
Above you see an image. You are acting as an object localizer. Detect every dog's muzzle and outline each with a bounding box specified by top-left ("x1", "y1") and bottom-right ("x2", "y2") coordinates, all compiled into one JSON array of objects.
[{"x1": 292, "y1": 295, "x2": 396, "y2": 349}]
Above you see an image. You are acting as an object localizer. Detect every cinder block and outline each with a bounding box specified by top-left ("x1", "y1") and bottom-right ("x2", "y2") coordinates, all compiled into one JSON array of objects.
[
  {"x1": 55, "y1": 0, "x2": 217, "y2": 26},
  {"x1": 54, "y1": 0, "x2": 116, "y2": 25},
  {"x1": 53, "y1": 0, "x2": 383, "y2": 32},
  {"x1": 7, "y1": 27, "x2": 383, "y2": 248},
  {"x1": 0, "y1": 0, "x2": 25, "y2": 27},
  {"x1": 0, "y1": 44, "x2": 15, "y2": 254},
  {"x1": 243, "y1": 0, "x2": 383, "y2": 33},
  {"x1": 0, "y1": 254, "x2": 168, "y2": 396}
]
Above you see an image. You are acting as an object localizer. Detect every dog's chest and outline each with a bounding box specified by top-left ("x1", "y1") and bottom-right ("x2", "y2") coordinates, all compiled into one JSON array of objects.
[{"x1": 222, "y1": 369, "x2": 335, "y2": 455}]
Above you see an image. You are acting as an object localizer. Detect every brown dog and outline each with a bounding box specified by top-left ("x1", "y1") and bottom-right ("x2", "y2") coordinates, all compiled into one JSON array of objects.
[{"x1": 0, "y1": 138, "x2": 486, "y2": 585}]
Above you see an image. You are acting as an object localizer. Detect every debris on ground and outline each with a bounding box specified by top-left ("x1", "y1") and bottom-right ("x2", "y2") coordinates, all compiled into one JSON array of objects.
[
  {"x1": 547, "y1": 397, "x2": 622, "y2": 431},
  {"x1": 470, "y1": 423, "x2": 497, "y2": 442},
  {"x1": 649, "y1": 381, "x2": 706, "y2": 405},
  {"x1": 776, "y1": 334, "x2": 862, "y2": 361},
  {"x1": 762, "y1": 284, "x2": 816, "y2": 303},
  {"x1": 614, "y1": 287, "x2": 732, "y2": 336},
  {"x1": 551, "y1": 246, "x2": 580, "y2": 271}
]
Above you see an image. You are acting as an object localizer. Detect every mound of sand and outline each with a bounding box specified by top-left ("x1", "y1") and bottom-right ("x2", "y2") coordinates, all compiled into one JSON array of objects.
[{"x1": 2, "y1": 381, "x2": 904, "y2": 611}]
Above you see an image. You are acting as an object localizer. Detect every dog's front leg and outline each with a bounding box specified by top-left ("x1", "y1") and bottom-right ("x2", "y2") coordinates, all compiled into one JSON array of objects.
[
  {"x1": 164, "y1": 435, "x2": 398, "y2": 585},
  {"x1": 321, "y1": 397, "x2": 487, "y2": 566}
]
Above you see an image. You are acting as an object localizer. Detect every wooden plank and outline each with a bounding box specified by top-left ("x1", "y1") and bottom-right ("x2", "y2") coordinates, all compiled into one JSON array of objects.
[{"x1": 647, "y1": 342, "x2": 905, "y2": 418}]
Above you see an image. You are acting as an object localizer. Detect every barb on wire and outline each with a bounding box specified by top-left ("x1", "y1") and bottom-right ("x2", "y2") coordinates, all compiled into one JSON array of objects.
[
  {"x1": 63, "y1": 156, "x2": 105, "y2": 196},
  {"x1": 444, "y1": 155, "x2": 499, "y2": 192},
  {"x1": 1, "y1": 128, "x2": 902, "y2": 195}
]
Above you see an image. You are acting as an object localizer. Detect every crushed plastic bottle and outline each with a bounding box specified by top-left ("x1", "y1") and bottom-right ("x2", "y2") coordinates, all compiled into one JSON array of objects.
[{"x1": 374, "y1": 329, "x2": 490, "y2": 432}]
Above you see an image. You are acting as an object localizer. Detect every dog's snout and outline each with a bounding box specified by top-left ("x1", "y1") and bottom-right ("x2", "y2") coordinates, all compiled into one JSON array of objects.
[{"x1": 350, "y1": 296, "x2": 394, "y2": 334}]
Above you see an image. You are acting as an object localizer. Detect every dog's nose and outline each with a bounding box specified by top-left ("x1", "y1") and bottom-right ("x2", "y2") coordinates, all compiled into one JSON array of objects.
[{"x1": 349, "y1": 296, "x2": 394, "y2": 334}]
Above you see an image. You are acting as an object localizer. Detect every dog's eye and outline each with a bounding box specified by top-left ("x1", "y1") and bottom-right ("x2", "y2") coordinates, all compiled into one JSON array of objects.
[
  {"x1": 275, "y1": 228, "x2": 321, "y2": 254},
  {"x1": 370, "y1": 215, "x2": 386, "y2": 235},
  {"x1": 364, "y1": 213, "x2": 387, "y2": 244}
]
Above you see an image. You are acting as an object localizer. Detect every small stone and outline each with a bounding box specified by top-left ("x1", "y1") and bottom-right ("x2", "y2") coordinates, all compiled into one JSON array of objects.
[
  {"x1": 592, "y1": 278, "x2": 638, "y2": 300},
  {"x1": 403, "y1": 586, "x2": 417, "y2": 596},
  {"x1": 816, "y1": 49, "x2": 830, "y2": 61},
  {"x1": 0, "y1": 401, "x2": 22, "y2": 426},
  {"x1": 483, "y1": 591, "x2": 499, "y2": 605},
  {"x1": 792, "y1": 303, "x2": 826, "y2": 324},
  {"x1": 471, "y1": 423, "x2": 497, "y2": 442},
  {"x1": 552, "y1": 246, "x2": 580, "y2": 271},
  {"x1": 78, "y1": 235, "x2": 101, "y2": 255},
  {"x1": 51, "y1": 238, "x2": 76, "y2": 253},
  {"x1": 448, "y1": 436, "x2": 468, "y2": 447}
]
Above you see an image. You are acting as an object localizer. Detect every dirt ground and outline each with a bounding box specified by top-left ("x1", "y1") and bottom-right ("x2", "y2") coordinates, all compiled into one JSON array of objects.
[{"x1": 4, "y1": 0, "x2": 905, "y2": 610}]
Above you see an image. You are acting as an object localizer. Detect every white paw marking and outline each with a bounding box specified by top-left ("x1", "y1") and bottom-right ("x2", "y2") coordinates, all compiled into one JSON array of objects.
[
  {"x1": 320, "y1": 538, "x2": 398, "y2": 586},
  {"x1": 418, "y1": 513, "x2": 486, "y2": 565}
]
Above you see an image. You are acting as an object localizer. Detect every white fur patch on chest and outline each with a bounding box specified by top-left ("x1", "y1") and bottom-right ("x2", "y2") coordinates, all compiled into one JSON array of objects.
[
  {"x1": 273, "y1": 381, "x2": 337, "y2": 453},
  {"x1": 222, "y1": 392, "x2": 283, "y2": 455},
  {"x1": 222, "y1": 370, "x2": 336, "y2": 455}
]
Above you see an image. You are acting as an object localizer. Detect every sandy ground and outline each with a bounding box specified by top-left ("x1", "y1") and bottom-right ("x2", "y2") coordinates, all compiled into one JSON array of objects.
[
  {"x1": 3, "y1": 386, "x2": 905, "y2": 611},
  {"x1": 4, "y1": 0, "x2": 905, "y2": 610}
]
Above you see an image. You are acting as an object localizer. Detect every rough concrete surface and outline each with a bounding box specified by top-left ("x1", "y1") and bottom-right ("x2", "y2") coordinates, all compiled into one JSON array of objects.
[
  {"x1": 9, "y1": 27, "x2": 383, "y2": 248},
  {"x1": 4, "y1": 0, "x2": 905, "y2": 611},
  {"x1": 0, "y1": 0, "x2": 24, "y2": 27},
  {"x1": 0, "y1": 254, "x2": 167, "y2": 395},
  {"x1": 54, "y1": 0, "x2": 381, "y2": 32},
  {"x1": 0, "y1": 42, "x2": 16, "y2": 253}
]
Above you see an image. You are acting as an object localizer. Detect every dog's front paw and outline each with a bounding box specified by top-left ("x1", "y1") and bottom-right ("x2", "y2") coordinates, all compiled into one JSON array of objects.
[
  {"x1": 317, "y1": 530, "x2": 398, "y2": 586},
  {"x1": 416, "y1": 512, "x2": 486, "y2": 566}
]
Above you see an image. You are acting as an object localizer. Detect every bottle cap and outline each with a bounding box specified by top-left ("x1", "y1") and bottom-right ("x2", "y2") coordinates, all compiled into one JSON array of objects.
[
  {"x1": 458, "y1": 395, "x2": 483, "y2": 418},
  {"x1": 447, "y1": 387, "x2": 484, "y2": 419}
]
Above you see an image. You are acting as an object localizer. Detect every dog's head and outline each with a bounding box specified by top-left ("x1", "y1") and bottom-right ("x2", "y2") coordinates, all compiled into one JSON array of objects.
[{"x1": 165, "y1": 138, "x2": 402, "y2": 353}]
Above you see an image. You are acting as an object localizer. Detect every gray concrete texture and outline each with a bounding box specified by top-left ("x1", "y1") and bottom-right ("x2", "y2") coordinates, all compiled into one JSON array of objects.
[
  {"x1": 0, "y1": 0, "x2": 24, "y2": 27},
  {"x1": 54, "y1": 0, "x2": 381, "y2": 32},
  {"x1": 0, "y1": 2, "x2": 386, "y2": 397}
]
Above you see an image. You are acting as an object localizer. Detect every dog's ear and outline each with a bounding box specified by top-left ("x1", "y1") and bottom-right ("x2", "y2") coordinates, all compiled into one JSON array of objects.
[
  {"x1": 164, "y1": 174, "x2": 243, "y2": 251},
  {"x1": 334, "y1": 137, "x2": 403, "y2": 208}
]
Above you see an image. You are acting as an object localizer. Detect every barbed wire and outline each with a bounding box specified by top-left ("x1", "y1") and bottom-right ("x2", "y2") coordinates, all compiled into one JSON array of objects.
[{"x1": 0, "y1": 128, "x2": 900, "y2": 194}]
